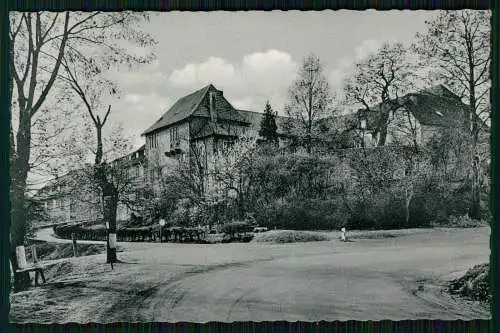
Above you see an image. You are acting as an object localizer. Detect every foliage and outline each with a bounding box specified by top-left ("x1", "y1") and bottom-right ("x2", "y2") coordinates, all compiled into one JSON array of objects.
[
  {"x1": 449, "y1": 263, "x2": 490, "y2": 303},
  {"x1": 259, "y1": 101, "x2": 279, "y2": 145},
  {"x1": 9, "y1": 11, "x2": 155, "y2": 290},
  {"x1": 344, "y1": 42, "x2": 418, "y2": 147},
  {"x1": 434, "y1": 214, "x2": 489, "y2": 228},
  {"x1": 414, "y1": 10, "x2": 491, "y2": 219},
  {"x1": 221, "y1": 221, "x2": 253, "y2": 237},
  {"x1": 284, "y1": 53, "x2": 335, "y2": 152}
]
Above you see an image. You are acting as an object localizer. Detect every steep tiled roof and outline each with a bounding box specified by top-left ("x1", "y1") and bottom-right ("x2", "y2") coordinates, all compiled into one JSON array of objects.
[
  {"x1": 404, "y1": 85, "x2": 467, "y2": 126},
  {"x1": 143, "y1": 84, "x2": 252, "y2": 135},
  {"x1": 358, "y1": 84, "x2": 468, "y2": 130},
  {"x1": 142, "y1": 85, "x2": 212, "y2": 135}
]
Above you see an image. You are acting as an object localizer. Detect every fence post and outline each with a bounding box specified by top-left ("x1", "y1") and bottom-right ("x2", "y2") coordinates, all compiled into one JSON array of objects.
[{"x1": 71, "y1": 233, "x2": 78, "y2": 257}]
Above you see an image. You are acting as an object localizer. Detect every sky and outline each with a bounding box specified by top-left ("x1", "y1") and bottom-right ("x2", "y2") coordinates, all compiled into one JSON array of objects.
[{"x1": 100, "y1": 10, "x2": 438, "y2": 149}]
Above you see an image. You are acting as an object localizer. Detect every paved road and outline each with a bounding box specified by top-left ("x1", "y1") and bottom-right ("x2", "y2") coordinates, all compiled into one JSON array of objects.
[
  {"x1": 17, "y1": 227, "x2": 489, "y2": 322},
  {"x1": 142, "y1": 228, "x2": 489, "y2": 322}
]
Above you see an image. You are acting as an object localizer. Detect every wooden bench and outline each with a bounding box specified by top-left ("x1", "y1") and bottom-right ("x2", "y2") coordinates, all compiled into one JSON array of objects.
[{"x1": 13, "y1": 245, "x2": 46, "y2": 287}]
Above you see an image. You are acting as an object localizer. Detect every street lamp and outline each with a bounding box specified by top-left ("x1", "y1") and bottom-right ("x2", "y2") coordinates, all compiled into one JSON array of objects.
[{"x1": 159, "y1": 219, "x2": 165, "y2": 243}]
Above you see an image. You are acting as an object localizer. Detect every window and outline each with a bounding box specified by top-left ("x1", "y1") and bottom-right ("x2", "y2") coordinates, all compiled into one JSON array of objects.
[
  {"x1": 149, "y1": 133, "x2": 158, "y2": 148},
  {"x1": 138, "y1": 166, "x2": 144, "y2": 178},
  {"x1": 128, "y1": 166, "x2": 139, "y2": 178},
  {"x1": 222, "y1": 140, "x2": 233, "y2": 151},
  {"x1": 170, "y1": 126, "x2": 179, "y2": 145},
  {"x1": 70, "y1": 201, "x2": 76, "y2": 220}
]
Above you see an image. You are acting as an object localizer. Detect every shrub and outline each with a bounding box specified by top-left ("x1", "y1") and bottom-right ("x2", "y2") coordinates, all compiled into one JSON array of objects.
[
  {"x1": 221, "y1": 221, "x2": 253, "y2": 237},
  {"x1": 449, "y1": 263, "x2": 490, "y2": 303},
  {"x1": 252, "y1": 230, "x2": 331, "y2": 243},
  {"x1": 434, "y1": 214, "x2": 489, "y2": 228}
]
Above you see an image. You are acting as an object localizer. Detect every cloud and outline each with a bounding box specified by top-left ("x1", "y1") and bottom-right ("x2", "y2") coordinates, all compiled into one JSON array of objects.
[
  {"x1": 329, "y1": 38, "x2": 385, "y2": 98},
  {"x1": 107, "y1": 60, "x2": 170, "y2": 95},
  {"x1": 354, "y1": 39, "x2": 383, "y2": 60},
  {"x1": 169, "y1": 57, "x2": 235, "y2": 87},
  {"x1": 168, "y1": 49, "x2": 298, "y2": 113},
  {"x1": 109, "y1": 92, "x2": 173, "y2": 147}
]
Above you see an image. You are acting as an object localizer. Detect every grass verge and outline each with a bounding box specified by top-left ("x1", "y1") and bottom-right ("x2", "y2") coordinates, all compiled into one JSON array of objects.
[{"x1": 251, "y1": 230, "x2": 331, "y2": 243}]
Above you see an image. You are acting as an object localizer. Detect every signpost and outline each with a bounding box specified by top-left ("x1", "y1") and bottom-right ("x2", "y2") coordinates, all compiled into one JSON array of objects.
[{"x1": 159, "y1": 219, "x2": 165, "y2": 243}]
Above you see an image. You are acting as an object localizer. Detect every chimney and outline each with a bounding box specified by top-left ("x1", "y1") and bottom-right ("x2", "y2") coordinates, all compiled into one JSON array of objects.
[{"x1": 209, "y1": 91, "x2": 217, "y2": 123}]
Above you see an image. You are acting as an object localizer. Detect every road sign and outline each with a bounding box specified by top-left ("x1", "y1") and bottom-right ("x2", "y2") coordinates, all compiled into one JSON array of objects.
[{"x1": 159, "y1": 219, "x2": 166, "y2": 226}]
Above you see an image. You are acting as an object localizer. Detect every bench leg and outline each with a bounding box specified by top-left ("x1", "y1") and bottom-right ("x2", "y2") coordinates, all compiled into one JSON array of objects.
[
  {"x1": 39, "y1": 269, "x2": 46, "y2": 284},
  {"x1": 34, "y1": 269, "x2": 46, "y2": 286}
]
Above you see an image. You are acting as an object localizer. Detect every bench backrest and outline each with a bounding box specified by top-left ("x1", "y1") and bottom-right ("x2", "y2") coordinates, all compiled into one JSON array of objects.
[{"x1": 16, "y1": 246, "x2": 28, "y2": 270}]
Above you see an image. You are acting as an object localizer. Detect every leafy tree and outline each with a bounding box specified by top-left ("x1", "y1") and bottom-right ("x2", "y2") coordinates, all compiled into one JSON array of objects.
[
  {"x1": 414, "y1": 10, "x2": 490, "y2": 219},
  {"x1": 344, "y1": 42, "x2": 416, "y2": 147},
  {"x1": 284, "y1": 54, "x2": 334, "y2": 153},
  {"x1": 258, "y1": 101, "x2": 278, "y2": 146}
]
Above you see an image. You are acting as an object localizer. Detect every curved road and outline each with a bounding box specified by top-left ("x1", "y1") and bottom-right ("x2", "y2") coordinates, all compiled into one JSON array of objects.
[
  {"x1": 19, "y1": 227, "x2": 489, "y2": 322},
  {"x1": 141, "y1": 228, "x2": 489, "y2": 322}
]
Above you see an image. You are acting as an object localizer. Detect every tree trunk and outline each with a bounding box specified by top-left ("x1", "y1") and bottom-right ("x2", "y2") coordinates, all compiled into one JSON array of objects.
[
  {"x1": 307, "y1": 80, "x2": 313, "y2": 154},
  {"x1": 377, "y1": 103, "x2": 390, "y2": 146},
  {"x1": 95, "y1": 126, "x2": 103, "y2": 165},
  {"x1": 404, "y1": 187, "x2": 413, "y2": 227},
  {"x1": 103, "y1": 185, "x2": 118, "y2": 263},
  {"x1": 469, "y1": 155, "x2": 481, "y2": 219},
  {"x1": 10, "y1": 110, "x2": 32, "y2": 291},
  {"x1": 467, "y1": 37, "x2": 481, "y2": 220}
]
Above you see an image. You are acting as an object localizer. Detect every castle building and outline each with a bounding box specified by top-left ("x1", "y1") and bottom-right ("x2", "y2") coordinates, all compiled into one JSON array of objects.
[
  {"x1": 33, "y1": 83, "x2": 480, "y2": 227},
  {"x1": 141, "y1": 84, "x2": 290, "y2": 189}
]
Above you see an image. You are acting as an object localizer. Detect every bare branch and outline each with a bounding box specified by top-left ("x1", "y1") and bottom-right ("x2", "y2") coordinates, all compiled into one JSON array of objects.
[{"x1": 31, "y1": 12, "x2": 70, "y2": 117}]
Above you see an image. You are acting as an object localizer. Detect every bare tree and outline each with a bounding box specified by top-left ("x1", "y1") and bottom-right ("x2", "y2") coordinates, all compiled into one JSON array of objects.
[
  {"x1": 344, "y1": 42, "x2": 416, "y2": 147},
  {"x1": 284, "y1": 54, "x2": 334, "y2": 153},
  {"x1": 414, "y1": 10, "x2": 490, "y2": 219},
  {"x1": 212, "y1": 135, "x2": 259, "y2": 218},
  {"x1": 60, "y1": 51, "x2": 149, "y2": 263},
  {"x1": 9, "y1": 11, "x2": 155, "y2": 287}
]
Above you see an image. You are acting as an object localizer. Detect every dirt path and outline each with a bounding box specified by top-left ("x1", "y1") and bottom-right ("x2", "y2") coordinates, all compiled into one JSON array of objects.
[{"x1": 11, "y1": 227, "x2": 490, "y2": 322}]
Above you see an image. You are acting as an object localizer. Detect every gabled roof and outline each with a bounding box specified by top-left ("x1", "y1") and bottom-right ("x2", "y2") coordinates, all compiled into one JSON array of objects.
[
  {"x1": 404, "y1": 84, "x2": 467, "y2": 126},
  {"x1": 142, "y1": 84, "x2": 251, "y2": 136},
  {"x1": 358, "y1": 84, "x2": 468, "y2": 129},
  {"x1": 142, "y1": 85, "x2": 212, "y2": 135}
]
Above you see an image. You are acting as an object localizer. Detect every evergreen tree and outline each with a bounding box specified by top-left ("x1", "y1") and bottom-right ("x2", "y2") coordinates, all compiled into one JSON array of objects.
[{"x1": 259, "y1": 101, "x2": 279, "y2": 145}]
